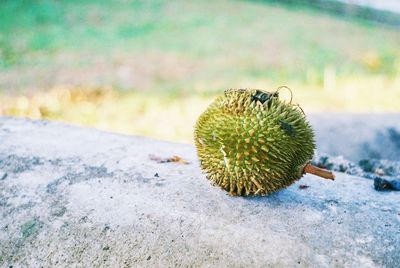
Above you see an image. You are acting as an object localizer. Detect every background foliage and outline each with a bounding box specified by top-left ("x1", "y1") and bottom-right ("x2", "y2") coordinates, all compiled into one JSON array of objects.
[{"x1": 1, "y1": 0, "x2": 399, "y2": 142}]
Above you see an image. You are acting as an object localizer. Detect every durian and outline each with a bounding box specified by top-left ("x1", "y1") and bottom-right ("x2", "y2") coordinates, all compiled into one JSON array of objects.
[{"x1": 194, "y1": 88, "x2": 334, "y2": 196}]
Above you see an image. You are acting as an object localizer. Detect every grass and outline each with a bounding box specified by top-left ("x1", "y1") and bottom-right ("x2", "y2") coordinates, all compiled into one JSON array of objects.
[{"x1": 1, "y1": 0, "x2": 400, "y2": 143}]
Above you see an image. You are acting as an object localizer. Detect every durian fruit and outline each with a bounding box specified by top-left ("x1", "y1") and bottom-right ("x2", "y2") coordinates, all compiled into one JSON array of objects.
[{"x1": 194, "y1": 88, "x2": 334, "y2": 196}]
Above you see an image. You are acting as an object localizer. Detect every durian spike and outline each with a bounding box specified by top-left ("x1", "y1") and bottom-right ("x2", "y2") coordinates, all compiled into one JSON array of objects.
[{"x1": 303, "y1": 163, "x2": 335, "y2": 180}]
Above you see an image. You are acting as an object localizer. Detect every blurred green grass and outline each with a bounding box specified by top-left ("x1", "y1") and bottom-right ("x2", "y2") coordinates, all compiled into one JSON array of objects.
[{"x1": 1, "y1": 0, "x2": 400, "y2": 143}]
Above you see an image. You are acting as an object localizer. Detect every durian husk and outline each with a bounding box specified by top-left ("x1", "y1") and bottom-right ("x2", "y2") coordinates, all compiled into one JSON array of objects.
[{"x1": 194, "y1": 88, "x2": 317, "y2": 196}]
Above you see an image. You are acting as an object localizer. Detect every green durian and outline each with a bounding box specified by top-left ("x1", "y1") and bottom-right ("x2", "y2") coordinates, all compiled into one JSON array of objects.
[{"x1": 194, "y1": 88, "x2": 334, "y2": 196}]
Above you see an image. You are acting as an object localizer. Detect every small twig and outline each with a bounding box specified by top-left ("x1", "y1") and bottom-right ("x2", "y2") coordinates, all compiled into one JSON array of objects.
[
  {"x1": 275, "y1": 86, "x2": 293, "y2": 104},
  {"x1": 303, "y1": 163, "x2": 335, "y2": 180}
]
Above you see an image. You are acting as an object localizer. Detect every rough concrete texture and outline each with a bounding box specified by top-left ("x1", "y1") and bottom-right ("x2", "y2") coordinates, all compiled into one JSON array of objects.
[{"x1": 0, "y1": 117, "x2": 399, "y2": 267}]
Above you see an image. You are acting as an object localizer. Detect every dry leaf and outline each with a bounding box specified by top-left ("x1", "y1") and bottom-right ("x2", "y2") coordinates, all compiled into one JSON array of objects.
[{"x1": 149, "y1": 154, "x2": 189, "y2": 164}]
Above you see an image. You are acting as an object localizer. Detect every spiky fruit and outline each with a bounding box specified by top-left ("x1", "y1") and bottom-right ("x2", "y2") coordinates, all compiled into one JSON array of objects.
[{"x1": 194, "y1": 88, "x2": 316, "y2": 196}]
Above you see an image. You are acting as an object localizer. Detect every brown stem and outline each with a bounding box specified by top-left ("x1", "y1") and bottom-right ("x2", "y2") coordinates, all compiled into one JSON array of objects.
[{"x1": 303, "y1": 163, "x2": 335, "y2": 180}]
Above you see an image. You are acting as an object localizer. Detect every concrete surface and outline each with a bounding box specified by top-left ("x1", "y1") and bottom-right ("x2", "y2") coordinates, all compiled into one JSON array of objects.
[
  {"x1": 309, "y1": 113, "x2": 400, "y2": 162},
  {"x1": 0, "y1": 117, "x2": 399, "y2": 267}
]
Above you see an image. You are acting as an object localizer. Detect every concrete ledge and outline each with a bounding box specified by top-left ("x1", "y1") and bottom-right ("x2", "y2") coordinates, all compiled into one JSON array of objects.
[{"x1": 0, "y1": 117, "x2": 399, "y2": 267}]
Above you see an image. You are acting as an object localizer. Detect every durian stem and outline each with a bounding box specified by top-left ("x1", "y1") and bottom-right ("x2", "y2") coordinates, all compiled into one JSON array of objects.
[{"x1": 303, "y1": 163, "x2": 335, "y2": 180}]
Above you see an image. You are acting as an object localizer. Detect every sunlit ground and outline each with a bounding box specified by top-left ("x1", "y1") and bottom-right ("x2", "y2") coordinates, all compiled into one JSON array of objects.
[{"x1": 1, "y1": 0, "x2": 400, "y2": 143}]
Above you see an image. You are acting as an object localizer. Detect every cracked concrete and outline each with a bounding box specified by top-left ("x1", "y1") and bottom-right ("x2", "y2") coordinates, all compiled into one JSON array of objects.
[{"x1": 0, "y1": 117, "x2": 399, "y2": 267}]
